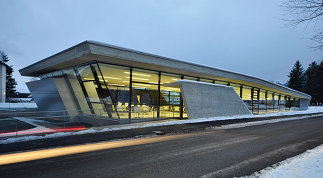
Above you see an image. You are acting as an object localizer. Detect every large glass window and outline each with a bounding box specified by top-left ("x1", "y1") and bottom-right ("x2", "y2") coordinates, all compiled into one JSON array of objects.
[
  {"x1": 98, "y1": 63, "x2": 131, "y2": 119},
  {"x1": 131, "y1": 69, "x2": 159, "y2": 119},
  {"x1": 252, "y1": 88, "x2": 260, "y2": 114},
  {"x1": 47, "y1": 61, "x2": 306, "y2": 121},
  {"x1": 259, "y1": 90, "x2": 266, "y2": 114},
  {"x1": 231, "y1": 84, "x2": 241, "y2": 98},
  {"x1": 131, "y1": 69, "x2": 159, "y2": 84},
  {"x1": 280, "y1": 95, "x2": 286, "y2": 111},
  {"x1": 63, "y1": 69, "x2": 91, "y2": 115},
  {"x1": 242, "y1": 86, "x2": 252, "y2": 110},
  {"x1": 266, "y1": 92, "x2": 274, "y2": 113},
  {"x1": 291, "y1": 98, "x2": 300, "y2": 111},
  {"x1": 78, "y1": 65, "x2": 95, "y2": 81},
  {"x1": 274, "y1": 94, "x2": 280, "y2": 112},
  {"x1": 160, "y1": 73, "x2": 181, "y2": 118}
]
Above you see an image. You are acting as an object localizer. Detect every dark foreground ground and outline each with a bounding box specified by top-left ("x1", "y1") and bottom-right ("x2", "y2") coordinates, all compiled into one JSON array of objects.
[{"x1": 0, "y1": 116, "x2": 323, "y2": 178}]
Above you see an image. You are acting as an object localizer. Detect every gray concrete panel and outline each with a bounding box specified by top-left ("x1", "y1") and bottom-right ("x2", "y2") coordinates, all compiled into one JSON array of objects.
[
  {"x1": 27, "y1": 78, "x2": 66, "y2": 113},
  {"x1": 167, "y1": 80, "x2": 251, "y2": 119},
  {"x1": 26, "y1": 78, "x2": 80, "y2": 122},
  {"x1": 300, "y1": 98, "x2": 310, "y2": 111}
]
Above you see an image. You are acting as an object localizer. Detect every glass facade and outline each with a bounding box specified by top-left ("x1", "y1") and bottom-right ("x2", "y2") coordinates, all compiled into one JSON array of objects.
[{"x1": 41, "y1": 61, "x2": 302, "y2": 120}]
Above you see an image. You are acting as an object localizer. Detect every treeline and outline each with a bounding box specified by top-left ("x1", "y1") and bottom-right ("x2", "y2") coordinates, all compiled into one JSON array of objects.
[{"x1": 287, "y1": 60, "x2": 323, "y2": 106}]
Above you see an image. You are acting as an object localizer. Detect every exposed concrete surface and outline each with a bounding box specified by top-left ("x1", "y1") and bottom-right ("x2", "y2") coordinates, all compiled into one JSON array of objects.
[
  {"x1": 19, "y1": 41, "x2": 310, "y2": 100},
  {"x1": 300, "y1": 98, "x2": 310, "y2": 111},
  {"x1": 26, "y1": 78, "x2": 67, "y2": 113},
  {"x1": 1, "y1": 116, "x2": 323, "y2": 178},
  {"x1": 168, "y1": 80, "x2": 251, "y2": 119}
]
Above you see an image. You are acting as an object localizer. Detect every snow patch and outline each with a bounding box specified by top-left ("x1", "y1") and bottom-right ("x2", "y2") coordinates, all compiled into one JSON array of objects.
[
  {"x1": 0, "y1": 102, "x2": 37, "y2": 109},
  {"x1": 249, "y1": 144, "x2": 323, "y2": 177},
  {"x1": 1, "y1": 107, "x2": 323, "y2": 145}
]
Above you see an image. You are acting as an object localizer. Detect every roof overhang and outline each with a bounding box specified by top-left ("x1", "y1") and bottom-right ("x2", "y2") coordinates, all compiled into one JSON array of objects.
[{"x1": 19, "y1": 40, "x2": 311, "y2": 100}]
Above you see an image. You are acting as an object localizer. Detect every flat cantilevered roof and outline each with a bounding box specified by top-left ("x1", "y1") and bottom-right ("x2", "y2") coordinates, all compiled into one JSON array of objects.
[{"x1": 19, "y1": 40, "x2": 311, "y2": 99}]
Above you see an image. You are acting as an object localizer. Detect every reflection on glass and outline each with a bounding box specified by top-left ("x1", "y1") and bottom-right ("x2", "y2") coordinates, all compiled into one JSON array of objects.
[
  {"x1": 291, "y1": 98, "x2": 300, "y2": 111},
  {"x1": 280, "y1": 95, "x2": 286, "y2": 111},
  {"x1": 161, "y1": 73, "x2": 181, "y2": 85},
  {"x1": 132, "y1": 69, "x2": 158, "y2": 84},
  {"x1": 63, "y1": 69, "x2": 91, "y2": 114},
  {"x1": 160, "y1": 73, "x2": 181, "y2": 118},
  {"x1": 131, "y1": 69, "x2": 159, "y2": 119},
  {"x1": 267, "y1": 92, "x2": 274, "y2": 113},
  {"x1": 242, "y1": 87, "x2": 252, "y2": 110},
  {"x1": 251, "y1": 89, "x2": 259, "y2": 114},
  {"x1": 132, "y1": 83, "x2": 158, "y2": 118},
  {"x1": 259, "y1": 90, "x2": 266, "y2": 114},
  {"x1": 274, "y1": 94, "x2": 280, "y2": 111},
  {"x1": 56, "y1": 62, "x2": 305, "y2": 119},
  {"x1": 231, "y1": 84, "x2": 241, "y2": 97},
  {"x1": 99, "y1": 63, "x2": 130, "y2": 119},
  {"x1": 78, "y1": 65, "x2": 94, "y2": 81}
]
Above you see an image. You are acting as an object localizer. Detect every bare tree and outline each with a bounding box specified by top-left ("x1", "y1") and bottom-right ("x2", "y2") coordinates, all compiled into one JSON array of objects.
[{"x1": 282, "y1": 0, "x2": 323, "y2": 49}]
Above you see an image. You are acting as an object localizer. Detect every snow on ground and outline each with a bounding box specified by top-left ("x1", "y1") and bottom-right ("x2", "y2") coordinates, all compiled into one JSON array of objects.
[
  {"x1": 0, "y1": 102, "x2": 37, "y2": 109},
  {"x1": 249, "y1": 144, "x2": 323, "y2": 178},
  {"x1": 1, "y1": 107, "x2": 323, "y2": 144}
]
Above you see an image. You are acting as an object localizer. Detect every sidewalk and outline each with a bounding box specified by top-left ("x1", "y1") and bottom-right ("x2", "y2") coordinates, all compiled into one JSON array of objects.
[
  {"x1": 2, "y1": 107, "x2": 323, "y2": 143},
  {"x1": 1, "y1": 107, "x2": 323, "y2": 154}
]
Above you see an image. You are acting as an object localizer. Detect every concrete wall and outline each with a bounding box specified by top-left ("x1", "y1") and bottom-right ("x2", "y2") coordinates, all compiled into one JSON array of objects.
[
  {"x1": 167, "y1": 80, "x2": 251, "y2": 119},
  {"x1": 26, "y1": 78, "x2": 79, "y2": 121},
  {"x1": 0, "y1": 65, "x2": 6, "y2": 103},
  {"x1": 300, "y1": 98, "x2": 310, "y2": 111}
]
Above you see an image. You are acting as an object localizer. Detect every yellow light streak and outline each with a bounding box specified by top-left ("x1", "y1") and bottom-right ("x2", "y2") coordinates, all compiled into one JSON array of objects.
[{"x1": 0, "y1": 134, "x2": 193, "y2": 166}]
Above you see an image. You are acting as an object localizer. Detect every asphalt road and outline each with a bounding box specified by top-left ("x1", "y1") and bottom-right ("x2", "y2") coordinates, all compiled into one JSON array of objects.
[{"x1": 1, "y1": 116, "x2": 323, "y2": 178}]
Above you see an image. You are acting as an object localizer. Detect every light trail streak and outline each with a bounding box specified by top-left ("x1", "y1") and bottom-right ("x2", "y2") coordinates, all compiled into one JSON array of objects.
[{"x1": 0, "y1": 133, "x2": 196, "y2": 166}]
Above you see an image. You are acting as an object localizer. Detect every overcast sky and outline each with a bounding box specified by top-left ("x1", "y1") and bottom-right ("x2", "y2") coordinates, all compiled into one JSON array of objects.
[{"x1": 0, "y1": 0, "x2": 322, "y2": 93}]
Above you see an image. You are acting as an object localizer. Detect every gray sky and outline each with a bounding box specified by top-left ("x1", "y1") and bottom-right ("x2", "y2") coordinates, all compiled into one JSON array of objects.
[{"x1": 0, "y1": 0, "x2": 322, "y2": 93}]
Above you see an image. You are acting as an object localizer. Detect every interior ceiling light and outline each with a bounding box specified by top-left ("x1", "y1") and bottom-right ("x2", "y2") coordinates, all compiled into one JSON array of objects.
[
  {"x1": 126, "y1": 77, "x2": 148, "y2": 81},
  {"x1": 133, "y1": 83, "x2": 149, "y2": 86},
  {"x1": 108, "y1": 83, "x2": 125, "y2": 87},
  {"x1": 104, "y1": 77, "x2": 121, "y2": 80},
  {"x1": 124, "y1": 72, "x2": 151, "y2": 77}
]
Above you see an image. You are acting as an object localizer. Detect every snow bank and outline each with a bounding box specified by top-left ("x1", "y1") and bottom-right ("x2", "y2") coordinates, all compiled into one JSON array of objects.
[
  {"x1": 0, "y1": 102, "x2": 37, "y2": 109},
  {"x1": 250, "y1": 144, "x2": 323, "y2": 178},
  {"x1": 1, "y1": 107, "x2": 323, "y2": 145}
]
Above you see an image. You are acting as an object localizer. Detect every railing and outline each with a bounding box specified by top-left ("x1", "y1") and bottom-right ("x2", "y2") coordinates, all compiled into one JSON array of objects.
[{"x1": 0, "y1": 106, "x2": 183, "y2": 139}]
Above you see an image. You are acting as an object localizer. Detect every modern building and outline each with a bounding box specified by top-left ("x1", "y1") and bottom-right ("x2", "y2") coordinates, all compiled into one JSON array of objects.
[{"x1": 19, "y1": 41, "x2": 311, "y2": 124}]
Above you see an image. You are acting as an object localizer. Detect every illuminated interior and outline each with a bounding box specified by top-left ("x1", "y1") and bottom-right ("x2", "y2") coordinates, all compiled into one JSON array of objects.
[{"x1": 43, "y1": 61, "x2": 302, "y2": 120}]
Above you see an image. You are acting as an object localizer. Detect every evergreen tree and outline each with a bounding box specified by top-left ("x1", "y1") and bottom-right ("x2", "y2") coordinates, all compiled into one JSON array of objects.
[
  {"x1": 0, "y1": 51, "x2": 17, "y2": 99},
  {"x1": 316, "y1": 61, "x2": 323, "y2": 104},
  {"x1": 287, "y1": 60, "x2": 305, "y2": 92},
  {"x1": 304, "y1": 61, "x2": 320, "y2": 105}
]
